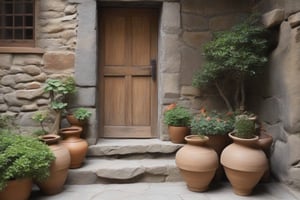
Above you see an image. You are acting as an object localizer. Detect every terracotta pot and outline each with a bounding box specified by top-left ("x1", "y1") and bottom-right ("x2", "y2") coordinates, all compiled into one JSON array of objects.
[
  {"x1": 60, "y1": 126, "x2": 83, "y2": 138},
  {"x1": 37, "y1": 134, "x2": 71, "y2": 195},
  {"x1": 258, "y1": 132, "x2": 273, "y2": 182},
  {"x1": 66, "y1": 114, "x2": 85, "y2": 127},
  {"x1": 60, "y1": 126, "x2": 88, "y2": 169},
  {"x1": 168, "y1": 126, "x2": 190, "y2": 144},
  {"x1": 0, "y1": 178, "x2": 32, "y2": 200},
  {"x1": 175, "y1": 135, "x2": 219, "y2": 192},
  {"x1": 221, "y1": 132, "x2": 268, "y2": 196},
  {"x1": 206, "y1": 134, "x2": 232, "y2": 181}
]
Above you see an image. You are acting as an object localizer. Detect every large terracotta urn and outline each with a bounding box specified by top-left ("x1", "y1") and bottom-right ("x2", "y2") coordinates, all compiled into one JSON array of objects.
[
  {"x1": 221, "y1": 132, "x2": 268, "y2": 196},
  {"x1": 175, "y1": 135, "x2": 219, "y2": 192},
  {"x1": 206, "y1": 134, "x2": 232, "y2": 181},
  {"x1": 37, "y1": 134, "x2": 71, "y2": 195},
  {"x1": 60, "y1": 126, "x2": 88, "y2": 169},
  {"x1": 168, "y1": 126, "x2": 190, "y2": 144},
  {"x1": 0, "y1": 178, "x2": 32, "y2": 200}
]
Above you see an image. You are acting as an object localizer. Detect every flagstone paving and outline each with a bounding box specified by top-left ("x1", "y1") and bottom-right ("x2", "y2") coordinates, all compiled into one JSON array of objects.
[{"x1": 31, "y1": 181, "x2": 300, "y2": 200}]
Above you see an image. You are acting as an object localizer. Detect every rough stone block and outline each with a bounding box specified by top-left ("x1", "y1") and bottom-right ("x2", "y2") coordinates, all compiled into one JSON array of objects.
[
  {"x1": 40, "y1": 0, "x2": 66, "y2": 12},
  {"x1": 262, "y1": 9, "x2": 285, "y2": 28},
  {"x1": 14, "y1": 74, "x2": 34, "y2": 83},
  {"x1": 259, "y1": 97, "x2": 281, "y2": 125},
  {"x1": 209, "y1": 14, "x2": 246, "y2": 31},
  {"x1": 288, "y1": 135, "x2": 300, "y2": 166},
  {"x1": 0, "y1": 54, "x2": 12, "y2": 69},
  {"x1": 69, "y1": 87, "x2": 96, "y2": 107},
  {"x1": 161, "y1": 2, "x2": 180, "y2": 33},
  {"x1": 4, "y1": 92, "x2": 30, "y2": 106},
  {"x1": 270, "y1": 140, "x2": 289, "y2": 182},
  {"x1": 289, "y1": 12, "x2": 300, "y2": 28},
  {"x1": 0, "y1": 104, "x2": 8, "y2": 112},
  {"x1": 180, "y1": 86, "x2": 200, "y2": 96},
  {"x1": 16, "y1": 88, "x2": 44, "y2": 100},
  {"x1": 23, "y1": 65, "x2": 41, "y2": 76},
  {"x1": 13, "y1": 55, "x2": 42, "y2": 66},
  {"x1": 181, "y1": 0, "x2": 252, "y2": 16},
  {"x1": 74, "y1": 1, "x2": 97, "y2": 86},
  {"x1": 43, "y1": 52, "x2": 75, "y2": 71},
  {"x1": 21, "y1": 103, "x2": 38, "y2": 112},
  {"x1": 160, "y1": 34, "x2": 180, "y2": 72},
  {"x1": 180, "y1": 47, "x2": 203, "y2": 85},
  {"x1": 34, "y1": 73, "x2": 47, "y2": 82},
  {"x1": 65, "y1": 4, "x2": 77, "y2": 15},
  {"x1": 1, "y1": 75, "x2": 16, "y2": 86},
  {"x1": 182, "y1": 31, "x2": 212, "y2": 49},
  {"x1": 162, "y1": 73, "x2": 180, "y2": 96},
  {"x1": 182, "y1": 13, "x2": 208, "y2": 31}
]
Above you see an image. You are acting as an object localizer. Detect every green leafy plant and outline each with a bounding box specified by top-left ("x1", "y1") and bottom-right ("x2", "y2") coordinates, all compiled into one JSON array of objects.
[
  {"x1": 0, "y1": 115, "x2": 18, "y2": 131},
  {"x1": 164, "y1": 106, "x2": 192, "y2": 127},
  {"x1": 192, "y1": 14, "x2": 270, "y2": 112},
  {"x1": 73, "y1": 108, "x2": 92, "y2": 121},
  {"x1": 234, "y1": 114, "x2": 256, "y2": 139},
  {"x1": 0, "y1": 130, "x2": 55, "y2": 190},
  {"x1": 191, "y1": 109, "x2": 234, "y2": 135},
  {"x1": 44, "y1": 76, "x2": 76, "y2": 134},
  {"x1": 32, "y1": 111, "x2": 49, "y2": 136},
  {"x1": 44, "y1": 77, "x2": 76, "y2": 111}
]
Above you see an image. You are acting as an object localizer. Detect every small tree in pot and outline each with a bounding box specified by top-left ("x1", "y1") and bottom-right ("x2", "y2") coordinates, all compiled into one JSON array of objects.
[{"x1": 192, "y1": 14, "x2": 270, "y2": 112}]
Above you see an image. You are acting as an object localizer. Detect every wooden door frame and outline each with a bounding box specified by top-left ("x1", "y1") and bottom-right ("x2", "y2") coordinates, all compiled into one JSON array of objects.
[{"x1": 97, "y1": 6, "x2": 159, "y2": 138}]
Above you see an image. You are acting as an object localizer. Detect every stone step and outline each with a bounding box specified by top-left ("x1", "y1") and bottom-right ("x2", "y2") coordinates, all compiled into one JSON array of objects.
[
  {"x1": 66, "y1": 157, "x2": 182, "y2": 185},
  {"x1": 87, "y1": 139, "x2": 183, "y2": 157}
]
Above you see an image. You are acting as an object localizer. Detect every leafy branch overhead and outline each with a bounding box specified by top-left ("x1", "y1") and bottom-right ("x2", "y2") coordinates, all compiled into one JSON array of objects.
[{"x1": 192, "y1": 14, "x2": 270, "y2": 112}]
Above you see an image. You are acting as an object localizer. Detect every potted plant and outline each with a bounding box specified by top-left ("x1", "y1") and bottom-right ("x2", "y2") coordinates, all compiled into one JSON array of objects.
[
  {"x1": 0, "y1": 130, "x2": 55, "y2": 200},
  {"x1": 175, "y1": 134, "x2": 219, "y2": 192},
  {"x1": 44, "y1": 76, "x2": 76, "y2": 134},
  {"x1": 221, "y1": 113, "x2": 268, "y2": 196},
  {"x1": 66, "y1": 107, "x2": 92, "y2": 127},
  {"x1": 192, "y1": 14, "x2": 270, "y2": 113},
  {"x1": 191, "y1": 108, "x2": 234, "y2": 155},
  {"x1": 164, "y1": 104, "x2": 192, "y2": 143}
]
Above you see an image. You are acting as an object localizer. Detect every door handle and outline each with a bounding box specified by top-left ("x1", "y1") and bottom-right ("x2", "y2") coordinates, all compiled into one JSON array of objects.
[{"x1": 151, "y1": 59, "x2": 157, "y2": 81}]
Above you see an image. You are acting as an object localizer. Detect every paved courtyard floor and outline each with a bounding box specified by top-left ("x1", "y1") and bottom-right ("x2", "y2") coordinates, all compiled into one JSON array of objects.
[{"x1": 31, "y1": 181, "x2": 300, "y2": 200}]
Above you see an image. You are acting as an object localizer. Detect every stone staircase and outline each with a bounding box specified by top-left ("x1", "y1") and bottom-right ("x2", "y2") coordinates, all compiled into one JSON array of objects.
[{"x1": 66, "y1": 139, "x2": 183, "y2": 184}]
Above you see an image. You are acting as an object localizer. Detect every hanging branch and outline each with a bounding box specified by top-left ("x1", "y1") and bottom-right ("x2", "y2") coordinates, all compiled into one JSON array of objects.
[{"x1": 215, "y1": 81, "x2": 233, "y2": 112}]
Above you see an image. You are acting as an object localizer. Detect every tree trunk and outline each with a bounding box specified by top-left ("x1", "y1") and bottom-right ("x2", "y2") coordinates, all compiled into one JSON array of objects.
[
  {"x1": 215, "y1": 81, "x2": 233, "y2": 112},
  {"x1": 50, "y1": 110, "x2": 61, "y2": 134}
]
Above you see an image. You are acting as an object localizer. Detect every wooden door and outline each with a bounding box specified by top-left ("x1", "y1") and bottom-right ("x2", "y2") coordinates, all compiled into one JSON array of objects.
[{"x1": 99, "y1": 8, "x2": 158, "y2": 138}]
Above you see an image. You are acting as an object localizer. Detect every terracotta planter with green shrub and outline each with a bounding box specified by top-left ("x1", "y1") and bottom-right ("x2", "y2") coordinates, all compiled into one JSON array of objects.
[
  {"x1": 164, "y1": 105, "x2": 191, "y2": 144},
  {"x1": 221, "y1": 114, "x2": 268, "y2": 196},
  {"x1": 0, "y1": 130, "x2": 55, "y2": 200},
  {"x1": 66, "y1": 108, "x2": 92, "y2": 127}
]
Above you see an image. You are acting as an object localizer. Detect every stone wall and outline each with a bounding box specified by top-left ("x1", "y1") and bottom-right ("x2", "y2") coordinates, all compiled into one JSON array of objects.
[
  {"x1": 159, "y1": 0, "x2": 255, "y2": 139},
  {"x1": 0, "y1": 0, "x2": 79, "y2": 133},
  {"x1": 250, "y1": 0, "x2": 300, "y2": 189},
  {"x1": 0, "y1": 0, "x2": 255, "y2": 142}
]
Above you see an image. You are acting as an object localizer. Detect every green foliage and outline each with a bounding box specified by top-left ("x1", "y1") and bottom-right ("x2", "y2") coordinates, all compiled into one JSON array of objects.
[
  {"x1": 44, "y1": 77, "x2": 76, "y2": 111},
  {"x1": 192, "y1": 14, "x2": 270, "y2": 111},
  {"x1": 32, "y1": 111, "x2": 49, "y2": 135},
  {"x1": 164, "y1": 106, "x2": 192, "y2": 127},
  {"x1": 0, "y1": 130, "x2": 55, "y2": 190},
  {"x1": 191, "y1": 110, "x2": 234, "y2": 135},
  {"x1": 234, "y1": 114, "x2": 256, "y2": 139},
  {"x1": 73, "y1": 108, "x2": 92, "y2": 121},
  {"x1": 0, "y1": 115, "x2": 19, "y2": 133}
]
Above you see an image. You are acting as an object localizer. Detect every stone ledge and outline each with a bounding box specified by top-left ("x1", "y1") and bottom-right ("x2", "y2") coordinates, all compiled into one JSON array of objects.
[
  {"x1": 67, "y1": 158, "x2": 182, "y2": 184},
  {"x1": 87, "y1": 139, "x2": 183, "y2": 156}
]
